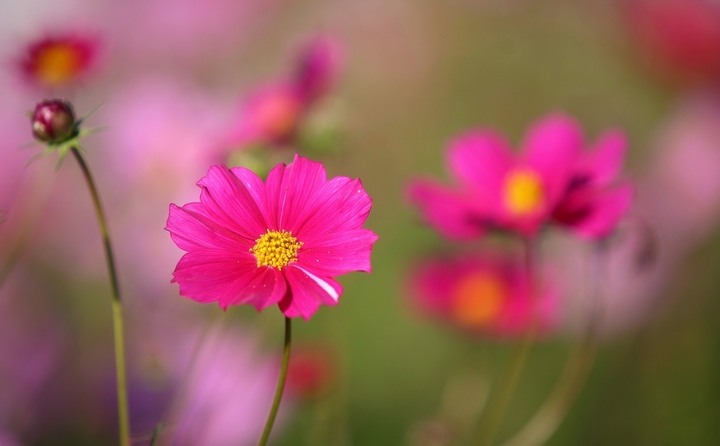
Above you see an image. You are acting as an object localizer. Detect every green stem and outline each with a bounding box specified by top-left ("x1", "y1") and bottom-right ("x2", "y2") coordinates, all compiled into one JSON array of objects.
[
  {"x1": 259, "y1": 316, "x2": 293, "y2": 446},
  {"x1": 476, "y1": 237, "x2": 537, "y2": 446},
  {"x1": 498, "y1": 242, "x2": 606, "y2": 446},
  {"x1": 70, "y1": 147, "x2": 130, "y2": 446}
]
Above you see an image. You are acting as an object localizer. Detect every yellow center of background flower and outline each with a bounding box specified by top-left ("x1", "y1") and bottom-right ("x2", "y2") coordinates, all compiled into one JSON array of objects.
[
  {"x1": 451, "y1": 272, "x2": 506, "y2": 327},
  {"x1": 251, "y1": 229, "x2": 302, "y2": 270},
  {"x1": 504, "y1": 169, "x2": 544, "y2": 216},
  {"x1": 35, "y1": 43, "x2": 82, "y2": 86}
]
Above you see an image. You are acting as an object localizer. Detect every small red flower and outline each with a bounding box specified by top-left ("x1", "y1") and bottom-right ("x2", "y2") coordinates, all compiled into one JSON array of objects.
[
  {"x1": 406, "y1": 253, "x2": 559, "y2": 339},
  {"x1": 19, "y1": 33, "x2": 99, "y2": 88},
  {"x1": 286, "y1": 344, "x2": 337, "y2": 400}
]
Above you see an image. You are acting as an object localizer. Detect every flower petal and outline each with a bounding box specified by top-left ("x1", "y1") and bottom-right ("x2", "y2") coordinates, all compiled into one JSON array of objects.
[
  {"x1": 229, "y1": 165, "x2": 269, "y2": 217},
  {"x1": 265, "y1": 155, "x2": 326, "y2": 231},
  {"x1": 281, "y1": 265, "x2": 344, "y2": 320},
  {"x1": 166, "y1": 203, "x2": 251, "y2": 252},
  {"x1": 172, "y1": 251, "x2": 287, "y2": 311},
  {"x1": 583, "y1": 129, "x2": 628, "y2": 185},
  {"x1": 448, "y1": 129, "x2": 514, "y2": 196},
  {"x1": 522, "y1": 113, "x2": 583, "y2": 205},
  {"x1": 298, "y1": 228, "x2": 378, "y2": 276},
  {"x1": 406, "y1": 179, "x2": 487, "y2": 239},
  {"x1": 196, "y1": 165, "x2": 268, "y2": 239},
  {"x1": 295, "y1": 176, "x2": 373, "y2": 241},
  {"x1": 569, "y1": 184, "x2": 633, "y2": 239}
]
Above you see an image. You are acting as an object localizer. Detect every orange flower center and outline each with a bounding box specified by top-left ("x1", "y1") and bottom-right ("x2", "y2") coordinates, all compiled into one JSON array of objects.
[
  {"x1": 251, "y1": 229, "x2": 302, "y2": 270},
  {"x1": 503, "y1": 169, "x2": 545, "y2": 215},
  {"x1": 451, "y1": 272, "x2": 506, "y2": 327},
  {"x1": 34, "y1": 43, "x2": 83, "y2": 86}
]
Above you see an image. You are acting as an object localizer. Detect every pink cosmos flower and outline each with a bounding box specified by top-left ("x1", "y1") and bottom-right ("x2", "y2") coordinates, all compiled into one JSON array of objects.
[
  {"x1": 407, "y1": 113, "x2": 631, "y2": 239},
  {"x1": 17, "y1": 32, "x2": 99, "y2": 89},
  {"x1": 166, "y1": 155, "x2": 378, "y2": 320},
  {"x1": 227, "y1": 35, "x2": 344, "y2": 150},
  {"x1": 406, "y1": 253, "x2": 559, "y2": 338}
]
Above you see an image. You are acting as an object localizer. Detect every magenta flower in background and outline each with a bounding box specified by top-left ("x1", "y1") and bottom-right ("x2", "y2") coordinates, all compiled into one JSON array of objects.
[
  {"x1": 17, "y1": 31, "x2": 100, "y2": 89},
  {"x1": 408, "y1": 113, "x2": 632, "y2": 239},
  {"x1": 406, "y1": 253, "x2": 559, "y2": 338},
  {"x1": 285, "y1": 343, "x2": 338, "y2": 401},
  {"x1": 294, "y1": 34, "x2": 344, "y2": 103},
  {"x1": 408, "y1": 114, "x2": 582, "y2": 238},
  {"x1": 229, "y1": 83, "x2": 306, "y2": 148},
  {"x1": 166, "y1": 155, "x2": 378, "y2": 320},
  {"x1": 623, "y1": 0, "x2": 720, "y2": 87},
  {"x1": 227, "y1": 35, "x2": 344, "y2": 150},
  {"x1": 552, "y1": 130, "x2": 633, "y2": 239}
]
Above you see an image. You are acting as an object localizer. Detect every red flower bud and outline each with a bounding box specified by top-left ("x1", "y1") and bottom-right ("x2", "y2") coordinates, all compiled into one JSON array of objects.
[{"x1": 31, "y1": 99, "x2": 78, "y2": 144}]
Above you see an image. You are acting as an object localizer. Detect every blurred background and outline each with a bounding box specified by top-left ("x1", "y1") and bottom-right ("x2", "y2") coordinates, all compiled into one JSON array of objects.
[{"x1": 1, "y1": 0, "x2": 720, "y2": 445}]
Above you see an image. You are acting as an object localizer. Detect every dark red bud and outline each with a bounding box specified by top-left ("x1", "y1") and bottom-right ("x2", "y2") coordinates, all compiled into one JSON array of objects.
[{"x1": 31, "y1": 99, "x2": 78, "y2": 144}]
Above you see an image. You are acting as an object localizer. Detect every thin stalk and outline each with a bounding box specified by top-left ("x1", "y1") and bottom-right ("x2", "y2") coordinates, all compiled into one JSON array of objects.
[
  {"x1": 476, "y1": 237, "x2": 537, "y2": 446},
  {"x1": 259, "y1": 316, "x2": 293, "y2": 446},
  {"x1": 499, "y1": 242, "x2": 606, "y2": 446},
  {"x1": 70, "y1": 147, "x2": 130, "y2": 446}
]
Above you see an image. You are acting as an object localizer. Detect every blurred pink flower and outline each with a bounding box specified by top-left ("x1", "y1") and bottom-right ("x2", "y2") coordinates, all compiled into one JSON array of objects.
[
  {"x1": 16, "y1": 31, "x2": 100, "y2": 89},
  {"x1": 98, "y1": 78, "x2": 229, "y2": 191},
  {"x1": 168, "y1": 326, "x2": 287, "y2": 445},
  {"x1": 227, "y1": 35, "x2": 344, "y2": 150},
  {"x1": 559, "y1": 92, "x2": 720, "y2": 335},
  {"x1": 285, "y1": 343, "x2": 338, "y2": 401},
  {"x1": 294, "y1": 35, "x2": 344, "y2": 103},
  {"x1": 407, "y1": 252, "x2": 559, "y2": 338},
  {"x1": 623, "y1": 0, "x2": 720, "y2": 87},
  {"x1": 408, "y1": 114, "x2": 632, "y2": 239},
  {"x1": 408, "y1": 114, "x2": 583, "y2": 238},
  {"x1": 229, "y1": 83, "x2": 306, "y2": 148},
  {"x1": 166, "y1": 155, "x2": 378, "y2": 320},
  {"x1": 643, "y1": 92, "x2": 720, "y2": 242}
]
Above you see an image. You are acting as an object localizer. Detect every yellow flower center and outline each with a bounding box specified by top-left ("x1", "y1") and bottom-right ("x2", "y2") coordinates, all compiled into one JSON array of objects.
[
  {"x1": 251, "y1": 229, "x2": 302, "y2": 270},
  {"x1": 504, "y1": 169, "x2": 544, "y2": 216},
  {"x1": 451, "y1": 272, "x2": 506, "y2": 328},
  {"x1": 35, "y1": 43, "x2": 83, "y2": 86}
]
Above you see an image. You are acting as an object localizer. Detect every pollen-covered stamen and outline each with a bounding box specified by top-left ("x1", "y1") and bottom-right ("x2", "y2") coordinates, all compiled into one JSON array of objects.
[
  {"x1": 251, "y1": 229, "x2": 303, "y2": 270},
  {"x1": 503, "y1": 168, "x2": 545, "y2": 216}
]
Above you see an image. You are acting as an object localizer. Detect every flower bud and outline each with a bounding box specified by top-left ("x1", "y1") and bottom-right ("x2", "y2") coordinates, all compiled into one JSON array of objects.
[{"x1": 31, "y1": 99, "x2": 78, "y2": 144}]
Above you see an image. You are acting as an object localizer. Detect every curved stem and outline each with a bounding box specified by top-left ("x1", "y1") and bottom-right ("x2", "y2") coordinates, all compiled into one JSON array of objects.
[
  {"x1": 499, "y1": 242, "x2": 606, "y2": 446},
  {"x1": 476, "y1": 237, "x2": 537, "y2": 446},
  {"x1": 259, "y1": 316, "x2": 293, "y2": 446},
  {"x1": 70, "y1": 147, "x2": 130, "y2": 446}
]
